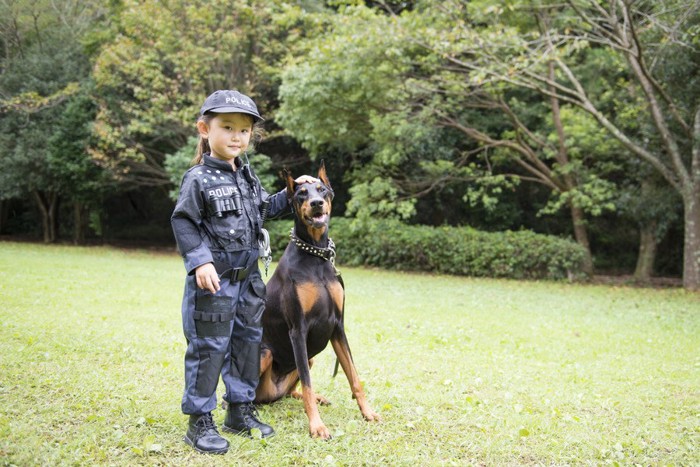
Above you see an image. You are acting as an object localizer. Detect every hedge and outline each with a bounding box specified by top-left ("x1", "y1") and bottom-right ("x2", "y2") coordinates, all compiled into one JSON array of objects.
[{"x1": 265, "y1": 217, "x2": 586, "y2": 280}]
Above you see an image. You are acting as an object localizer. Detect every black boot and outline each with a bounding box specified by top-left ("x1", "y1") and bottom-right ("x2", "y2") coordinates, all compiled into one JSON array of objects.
[
  {"x1": 183, "y1": 413, "x2": 229, "y2": 454},
  {"x1": 223, "y1": 402, "x2": 275, "y2": 438}
]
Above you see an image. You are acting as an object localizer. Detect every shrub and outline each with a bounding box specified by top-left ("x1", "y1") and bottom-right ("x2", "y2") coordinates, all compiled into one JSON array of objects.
[
  {"x1": 266, "y1": 218, "x2": 295, "y2": 255},
  {"x1": 265, "y1": 217, "x2": 586, "y2": 280}
]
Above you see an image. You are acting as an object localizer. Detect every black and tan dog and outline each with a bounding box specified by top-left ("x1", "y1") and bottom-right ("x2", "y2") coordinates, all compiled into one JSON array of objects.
[{"x1": 255, "y1": 162, "x2": 380, "y2": 439}]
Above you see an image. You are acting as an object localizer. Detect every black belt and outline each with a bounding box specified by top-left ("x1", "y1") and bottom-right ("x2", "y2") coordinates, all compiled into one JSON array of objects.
[{"x1": 212, "y1": 261, "x2": 255, "y2": 282}]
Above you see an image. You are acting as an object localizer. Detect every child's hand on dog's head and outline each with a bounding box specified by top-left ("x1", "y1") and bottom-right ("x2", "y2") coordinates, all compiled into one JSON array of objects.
[{"x1": 295, "y1": 175, "x2": 317, "y2": 185}]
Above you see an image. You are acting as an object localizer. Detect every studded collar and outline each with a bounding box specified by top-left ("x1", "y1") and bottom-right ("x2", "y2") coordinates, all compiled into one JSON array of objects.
[{"x1": 289, "y1": 228, "x2": 340, "y2": 275}]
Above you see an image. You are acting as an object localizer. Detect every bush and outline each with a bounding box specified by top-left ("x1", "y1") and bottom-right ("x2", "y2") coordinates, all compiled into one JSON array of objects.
[
  {"x1": 265, "y1": 217, "x2": 586, "y2": 280},
  {"x1": 266, "y1": 218, "x2": 295, "y2": 255}
]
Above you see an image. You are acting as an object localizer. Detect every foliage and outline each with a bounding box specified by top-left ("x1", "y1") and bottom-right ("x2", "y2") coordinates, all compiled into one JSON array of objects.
[
  {"x1": 0, "y1": 0, "x2": 695, "y2": 283},
  {"x1": 414, "y1": 0, "x2": 700, "y2": 288},
  {"x1": 249, "y1": 153, "x2": 280, "y2": 193},
  {"x1": 335, "y1": 217, "x2": 586, "y2": 280},
  {"x1": 164, "y1": 137, "x2": 280, "y2": 202},
  {"x1": 267, "y1": 217, "x2": 586, "y2": 280},
  {"x1": 0, "y1": 2, "x2": 95, "y2": 198},
  {"x1": 276, "y1": 4, "x2": 505, "y2": 221},
  {"x1": 1, "y1": 241, "x2": 697, "y2": 465},
  {"x1": 277, "y1": 4, "x2": 408, "y2": 155},
  {"x1": 346, "y1": 178, "x2": 416, "y2": 221},
  {"x1": 277, "y1": 0, "x2": 700, "y2": 287},
  {"x1": 616, "y1": 167, "x2": 682, "y2": 241},
  {"x1": 47, "y1": 85, "x2": 112, "y2": 204},
  {"x1": 274, "y1": 1, "x2": 627, "y2": 256},
  {"x1": 266, "y1": 218, "x2": 295, "y2": 255},
  {"x1": 91, "y1": 0, "x2": 327, "y2": 189},
  {"x1": 0, "y1": 0, "x2": 109, "y2": 241},
  {"x1": 163, "y1": 137, "x2": 198, "y2": 201}
]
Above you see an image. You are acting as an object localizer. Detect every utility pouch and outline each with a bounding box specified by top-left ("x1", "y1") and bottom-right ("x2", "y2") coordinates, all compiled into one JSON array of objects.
[
  {"x1": 194, "y1": 295, "x2": 234, "y2": 337},
  {"x1": 238, "y1": 275, "x2": 267, "y2": 326},
  {"x1": 250, "y1": 275, "x2": 266, "y2": 299},
  {"x1": 205, "y1": 187, "x2": 242, "y2": 218}
]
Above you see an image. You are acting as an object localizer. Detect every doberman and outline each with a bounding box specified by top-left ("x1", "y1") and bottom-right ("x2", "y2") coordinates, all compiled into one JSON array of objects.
[{"x1": 255, "y1": 162, "x2": 380, "y2": 439}]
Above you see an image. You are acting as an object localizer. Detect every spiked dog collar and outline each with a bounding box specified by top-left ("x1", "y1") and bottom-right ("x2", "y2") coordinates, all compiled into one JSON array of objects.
[{"x1": 289, "y1": 228, "x2": 340, "y2": 275}]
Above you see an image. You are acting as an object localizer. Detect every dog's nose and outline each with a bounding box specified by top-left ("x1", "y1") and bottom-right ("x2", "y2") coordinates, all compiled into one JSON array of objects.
[{"x1": 310, "y1": 198, "x2": 324, "y2": 208}]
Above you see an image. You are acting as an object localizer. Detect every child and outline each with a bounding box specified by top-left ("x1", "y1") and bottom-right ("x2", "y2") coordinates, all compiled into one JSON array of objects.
[{"x1": 171, "y1": 90, "x2": 308, "y2": 454}]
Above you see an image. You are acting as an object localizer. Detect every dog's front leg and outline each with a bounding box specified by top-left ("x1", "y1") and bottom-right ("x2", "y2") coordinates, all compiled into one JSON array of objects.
[
  {"x1": 289, "y1": 327, "x2": 332, "y2": 439},
  {"x1": 331, "y1": 329, "x2": 380, "y2": 422}
]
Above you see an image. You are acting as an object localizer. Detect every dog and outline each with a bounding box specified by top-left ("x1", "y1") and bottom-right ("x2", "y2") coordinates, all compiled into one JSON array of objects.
[{"x1": 255, "y1": 162, "x2": 380, "y2": 439}]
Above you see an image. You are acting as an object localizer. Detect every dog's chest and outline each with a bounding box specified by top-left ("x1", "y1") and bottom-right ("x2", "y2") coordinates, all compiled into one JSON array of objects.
[
  {"x1": 295, "y1": 280, "x2": 343, "y2": 318},
  {"x1": 293, "y1": 279, "x2": 343, "y2": 354}
]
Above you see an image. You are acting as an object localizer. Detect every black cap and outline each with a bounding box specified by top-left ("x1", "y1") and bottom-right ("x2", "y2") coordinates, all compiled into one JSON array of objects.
[{"x1": 199, "y1": 90, "x2": 264, "y2": 122}]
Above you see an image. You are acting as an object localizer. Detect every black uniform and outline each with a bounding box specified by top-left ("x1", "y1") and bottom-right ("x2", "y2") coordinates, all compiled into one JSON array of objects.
[{"x1": 171, "y1": 153, "x2": 288, "y2": 415}]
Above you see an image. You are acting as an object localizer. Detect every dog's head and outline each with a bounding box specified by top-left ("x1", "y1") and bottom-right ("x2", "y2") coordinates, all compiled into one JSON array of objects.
[{"x1": 284, "y1": 161, "x2": 334, "y2": 242}]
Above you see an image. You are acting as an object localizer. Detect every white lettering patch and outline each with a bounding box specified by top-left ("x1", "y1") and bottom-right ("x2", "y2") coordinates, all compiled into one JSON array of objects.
[
  {"x1": 225, "y1": 96, "x2": 253, "y2": 109},
  {"x1": 207, "y1": 186, "x2": 236, "y2": 198}
]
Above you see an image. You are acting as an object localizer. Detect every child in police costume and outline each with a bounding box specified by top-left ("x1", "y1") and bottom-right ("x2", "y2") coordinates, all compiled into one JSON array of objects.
[{"x1": 171, "y1": 90, "x2": 311, "y2": 454}]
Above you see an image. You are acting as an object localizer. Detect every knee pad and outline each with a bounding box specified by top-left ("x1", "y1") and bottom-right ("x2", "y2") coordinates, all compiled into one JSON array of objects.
[{"x1": 230, "y1": 339, "x2": 261, "y2": 382}]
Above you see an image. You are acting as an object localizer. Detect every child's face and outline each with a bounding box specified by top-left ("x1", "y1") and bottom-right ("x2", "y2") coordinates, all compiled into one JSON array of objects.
[{"x1": 198, "y1": 113, "x2": 254, "y2": 163}]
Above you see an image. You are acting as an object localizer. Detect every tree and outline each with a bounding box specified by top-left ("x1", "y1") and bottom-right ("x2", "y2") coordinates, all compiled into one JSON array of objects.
[
  {"x1": 0, "y1": 0, "x2": 107, "y2": 242},
  {"x1": 277, "y1": 2, "x2": 629, "y2": 275},
  {"x1": 615, "y1": 163, "x2": 681, "y2": 282},
  {"x1": 425, "y1": 0, "x2": 700, "y2": 290},
  {"x1": 47, "y1": 87, "x2": 113, "y2": 243},
  {"x1": 92, "y1": 0, "x2": 328, "y2": 190},
  {"x1": 276, "y1": 1, "x2": 700, "y2": 285}
]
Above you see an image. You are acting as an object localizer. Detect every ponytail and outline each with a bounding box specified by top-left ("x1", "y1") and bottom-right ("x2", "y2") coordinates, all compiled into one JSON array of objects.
[
  {"x1": 252, "y1": 121, "x2": 265, "y2": 149},
  {"x1": 192, "y1": 135, "x2": 210, "y2": 166},
  {"x1": 191, "y1": 114, "x2": 214, "y2": 166}
]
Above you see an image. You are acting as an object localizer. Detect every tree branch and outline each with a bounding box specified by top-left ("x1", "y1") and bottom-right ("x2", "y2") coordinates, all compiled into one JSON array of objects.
[
  {"x1": 618, "y1": 0, "x2": 692, "y2": 136},
  {"x1": 438, "y1": 111, "x2": 561, "y2": 192}
]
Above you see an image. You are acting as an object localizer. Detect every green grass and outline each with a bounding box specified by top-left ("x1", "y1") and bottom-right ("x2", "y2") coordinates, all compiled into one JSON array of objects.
[{"x1": 0, "y1": 241, "x2": 698, "y2": 466}]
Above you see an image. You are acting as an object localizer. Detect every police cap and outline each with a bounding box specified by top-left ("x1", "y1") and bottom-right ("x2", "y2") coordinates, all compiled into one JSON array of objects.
[{"x1": 199, "y1": 90, "x2": 264, "y2": 122}]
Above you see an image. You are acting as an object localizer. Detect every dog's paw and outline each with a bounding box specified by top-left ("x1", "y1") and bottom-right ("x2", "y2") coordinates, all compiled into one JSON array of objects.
[
  {"x1": 309, "y1": 422, "x2": 332, "y2": 440},
  {"x1": 290, "y1": 390, "x2": 331, "y2": 405},
  {"x1": 362, "y1": 409, "x2": 381, "y2": 422},
  {"x1": 316, "y1": 394, "x2": 331, "y2": 406}
]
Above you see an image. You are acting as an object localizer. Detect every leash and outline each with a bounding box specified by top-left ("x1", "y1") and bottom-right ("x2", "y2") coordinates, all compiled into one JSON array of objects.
[
  {"x1": 259, "y1": 228, "x2": 272, "y2": 276},
  {"x1": 289, "y1": 228, "x2": 341, "y2": 276},
  {"x1": 259, "y1": 199, "x2": 271, "y2": 276}
]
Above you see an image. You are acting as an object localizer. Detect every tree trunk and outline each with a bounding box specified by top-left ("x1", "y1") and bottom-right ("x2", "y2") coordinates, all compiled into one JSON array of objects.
[
  {"x1": 684, "y1": 106, "x2": 700, "y2": 290},
  {"x1": 73, "y1": 201, "x2": 87, "y2": 245},
  {"x1": 570, "y1": 203, "x2": 594, "y2": 275},
  {"x1": 0, "y1": 200, "x2": 8, "y2": 234},
  {"x1": 32, "y1": 191, "x2": 59, "y2": 243},
  {"x1": 549, "y1": 61, "x2": 594, "y2": 276},
  {"x1": 682, "y1": 187, "x2": 700, "y2": 291},
  {"x1": 634, "y1": 220, "x2": 657, "y2": 283}
]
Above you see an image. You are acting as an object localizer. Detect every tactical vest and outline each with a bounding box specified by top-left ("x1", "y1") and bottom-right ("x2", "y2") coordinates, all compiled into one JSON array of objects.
[{"x1": 192, "y1": 156, "x2": 263, "y2": 252}]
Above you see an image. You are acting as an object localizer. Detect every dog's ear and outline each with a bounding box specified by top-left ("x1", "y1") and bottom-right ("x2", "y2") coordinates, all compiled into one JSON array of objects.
[
  {"x1": 318, "y1": 160, "x2": 331, "y2": 190},
  {"x1": 282, "y1": 168, "x2": 295, "y2": 199}
]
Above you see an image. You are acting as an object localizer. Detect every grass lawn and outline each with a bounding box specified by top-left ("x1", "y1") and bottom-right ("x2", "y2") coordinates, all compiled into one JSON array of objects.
[{"x1": 0, "y1": 241, "x2": 698, "y2": 466}]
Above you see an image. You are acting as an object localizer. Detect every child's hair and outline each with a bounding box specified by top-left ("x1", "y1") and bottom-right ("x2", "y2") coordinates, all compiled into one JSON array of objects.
[{"x1": 191, "y1": 113, "x2": 265, "y2": 166}]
